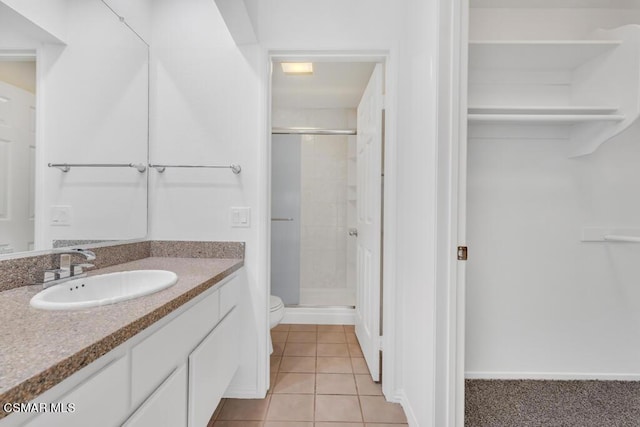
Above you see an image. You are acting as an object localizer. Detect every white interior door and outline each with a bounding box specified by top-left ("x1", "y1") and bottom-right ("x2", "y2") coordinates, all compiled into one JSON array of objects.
[
  {"x1": 0, "y1": 80, "x2": 35, "y2": 254},
  {"x1": 355, "y1": 64, "x2": 384, "y2": 381}
]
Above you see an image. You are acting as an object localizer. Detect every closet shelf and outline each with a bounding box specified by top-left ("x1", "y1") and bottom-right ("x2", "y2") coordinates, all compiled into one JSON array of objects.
[
  {"x1": 468, "y1": 106, "x2": 620, "y2": 115},
  {"x1": 468, "y1": 105, "x2": 624, "y2": 124},
  {"x1": 469, "y1": 114, "x2": 625, "y2": 124},
  {"x1": 469, "y1": 40, "x2": 622, "y2": 70},
  {"x1": 467, "y1": 25, "x2": 640, "y2": 156}
]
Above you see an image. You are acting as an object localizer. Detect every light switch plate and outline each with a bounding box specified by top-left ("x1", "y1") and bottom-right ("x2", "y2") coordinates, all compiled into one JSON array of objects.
[
  {"x1": 229, "y1": 207, "x2": 251, "y2": 228},
  {"x1": 50, "y1": 205, "x2": 72, "y2": 226}
]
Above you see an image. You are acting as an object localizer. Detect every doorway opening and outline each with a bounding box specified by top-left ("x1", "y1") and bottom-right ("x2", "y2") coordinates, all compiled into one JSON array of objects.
[{"x1": 268, "y1": 55, "x2": 386, "y2": 382}]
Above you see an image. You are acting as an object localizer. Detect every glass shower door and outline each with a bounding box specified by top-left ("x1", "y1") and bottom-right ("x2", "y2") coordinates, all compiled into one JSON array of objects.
[{"x1": 271, "y1": 134, "x2": 301, "y2": 305}]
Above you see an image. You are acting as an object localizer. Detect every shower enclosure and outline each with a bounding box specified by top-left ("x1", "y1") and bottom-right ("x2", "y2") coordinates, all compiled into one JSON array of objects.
[{"x1": 271, "y1": 125, "x2": 357, "y2": 307}]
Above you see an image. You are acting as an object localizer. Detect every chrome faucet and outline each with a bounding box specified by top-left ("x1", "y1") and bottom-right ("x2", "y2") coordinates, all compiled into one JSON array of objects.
[{"x1": 37, "y1": 249, "x2": 96, "y2": 288}]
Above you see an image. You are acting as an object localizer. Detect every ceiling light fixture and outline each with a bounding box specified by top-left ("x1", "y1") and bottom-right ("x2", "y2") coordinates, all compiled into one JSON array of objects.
[{"x1": 281, "y1": 62, "x2": 313, "y2": 75}]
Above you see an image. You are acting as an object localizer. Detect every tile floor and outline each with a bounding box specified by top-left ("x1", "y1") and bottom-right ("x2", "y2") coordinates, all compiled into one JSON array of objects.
[{"x1": 208, "y1": 324, "x2": 408, "y2": 427}]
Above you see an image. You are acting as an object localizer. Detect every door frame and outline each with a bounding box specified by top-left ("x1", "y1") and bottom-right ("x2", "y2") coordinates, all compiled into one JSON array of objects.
[
  {"x1": 263, "y1": 50, "x2": 401, "y2": 399},
  {"x1": 436, "y1": 0, "x2": 469, "y2": 425}
]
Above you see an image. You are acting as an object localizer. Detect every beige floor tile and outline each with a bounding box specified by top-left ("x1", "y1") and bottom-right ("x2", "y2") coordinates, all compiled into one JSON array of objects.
[
  {"x1": 355, "y1": 374, "x2": 383, "y2": 396},
  {"x1": 287, "y1": 331, "x2": 317, "y2": 343},
  {"x1": 318, "y1": 332, "x2": 347, "y2": 343},
  {"x1": 317, "y1": 343, "x2": 350, "y2": 357},
  {"x1": 265, "y1": 422, "x2": 313, "y2": 427},
  {"x1": 351, "y1": 357, "x2": 370, "y2": 375},
  {"x1": 283, "y1": 342, "x2": 316, "y2": 357},
  {"x1": 217, "y1": 397, "x2": 270, "y2": 421},
  {"x1": 288, "y1": 324, "x2": 317, "y2": 331},
  {"x1": 272, "y1": 341, "x2": 285, "y2": 356},
  {"x1": 316, "y1": 373, "x2": 357, "y2": 395},
  {"x1": 316, "y1": 423, "x2": 363, "y2": 427},
  {"x1": 273, "y1": 372, "x2": 315, "y2": 394},
  {"x1": 317, "y1": 357, "x2": 353, "y2": 373},
  {"x1": 207, "y1": 399, "x2": 226, "y2": 426},
  {"x1": 315, "y1": 395, "x2": 363, "y2": 422},
  {"x1": 344, "y1": 325, "x2": 356, "y2": 332},
  {"x1": 267, "y1": 394, "x2": 314, "y2": 421},
  {"x1": 220, "y1": 326, "x2": 405, "y2": 427},
  {"x1": 272, "y1": 331, "x2": 288, "y2": 343},
  {"x1": 360, "y1": 396, "x2": 408, "y2": 424},
  {"x1": 280, "y1": 356, "x2": 317, "y2": 373},
  {"x1": 317, "y1": 324, "x2": 345, "y2": 332},
  {"x1": 271, "y1": 356, "x2": 282, "y2": 373},
  {"x1": 269, "y1": 371, "x2": 276, "y2": 393},
  {"x1": 212, "y1": 421, "x2": 263, "y2": 427},
  {"x1": 348, "y1": 343, "x2": 364, "y2": 357}
]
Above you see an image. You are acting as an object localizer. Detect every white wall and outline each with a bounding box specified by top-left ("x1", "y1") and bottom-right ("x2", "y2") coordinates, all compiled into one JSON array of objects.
[
  {"x1": 40, "y1": 0, "x2": 148, "y2": 246},
  {"x1": 103, "y1": 0, "x2": 152, "y2": 43},
  {"x1": 149, "y1": 1, "x2": 451, "y2": 425},
  {"x1": 469, "y1": 7, "x2": 640, "y2": 40},
  {"x1": 466, "y1": 7, "x2": 640, "y2": 379},
  {"x1": 0, "y1": 0, "x2": 67, "y2": 43},
  {"x1": 148, "y1": 0, "x2": 264, "y2": 396},
  {"x1": 0, "y1": 2, "x2": 63, "y2": 49},
  {"x1": 393, "y1": 0, "x2": 442, "y2": 424}
]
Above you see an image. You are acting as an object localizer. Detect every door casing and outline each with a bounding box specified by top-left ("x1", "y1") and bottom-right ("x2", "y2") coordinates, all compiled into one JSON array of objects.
[{"x1": 264, "y1": 51, "x2": 401, "y2": 399}]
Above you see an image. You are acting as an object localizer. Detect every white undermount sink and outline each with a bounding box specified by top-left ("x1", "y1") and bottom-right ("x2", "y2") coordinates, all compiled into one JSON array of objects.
[{"x1": 30, "y1": 270, "x2": 178, "y2": 310}]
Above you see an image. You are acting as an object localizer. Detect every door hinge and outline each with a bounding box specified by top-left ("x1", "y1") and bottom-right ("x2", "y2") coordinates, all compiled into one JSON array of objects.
[{"x1": 457, "y1": 246, "x2": 468, "y2": 261}]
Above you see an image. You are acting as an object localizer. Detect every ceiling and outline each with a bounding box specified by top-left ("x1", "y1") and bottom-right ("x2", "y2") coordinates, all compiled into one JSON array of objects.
[{"x1": 272, "y1": 61, "x2": 376, "y2": 109}]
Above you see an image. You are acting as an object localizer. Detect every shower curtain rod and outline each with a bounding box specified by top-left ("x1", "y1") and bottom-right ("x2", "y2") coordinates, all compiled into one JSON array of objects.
[{"x1": 272, "y1": 127, "x2": 357, "y2": 136}]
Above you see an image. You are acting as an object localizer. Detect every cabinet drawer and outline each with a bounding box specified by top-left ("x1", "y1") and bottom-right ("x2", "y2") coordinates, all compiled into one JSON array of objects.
[
  {"x1": 219, "y1": 276, "x2": 239, "y2": 318},
  {"x1": 25, "y1": 356, "x2": 128, "y2": 427},
  {"x1": 188, "y1": 308, "x2": 240, "y2": 427},
  {"x1": 124, "y1": 364, "x2": 187, "y2": 427},
  {"x1": 131, "y1": 289, "x2": 219, "y2": 406}
]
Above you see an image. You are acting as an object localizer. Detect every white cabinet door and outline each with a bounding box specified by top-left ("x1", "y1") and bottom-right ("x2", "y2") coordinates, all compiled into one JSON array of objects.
[
  {"x1": 25, "y1": 357, "x2": 128, "y2": 427},
  {"x1": 219, "y1": 276, "x2": 239, "y2": 318},
  {"x1": 123, "y1": 364, "x2": 187, "y2": 427},
  {"x1": 188, "y1": 308, "x2": 240, "y2": 427},
  {"x1": 131, "y1": 288, "x2": 220, "y2": 407}
]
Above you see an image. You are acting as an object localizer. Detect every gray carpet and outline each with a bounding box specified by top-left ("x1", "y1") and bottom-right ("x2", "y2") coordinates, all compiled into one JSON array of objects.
[{"x1": 465, "y1": 380, "x2": 640, "y2": 427}]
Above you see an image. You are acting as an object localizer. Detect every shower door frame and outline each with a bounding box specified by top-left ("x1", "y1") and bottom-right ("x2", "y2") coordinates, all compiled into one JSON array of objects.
[{"x1": 264, "y1": 50, "x2": 400, "y2": 400}]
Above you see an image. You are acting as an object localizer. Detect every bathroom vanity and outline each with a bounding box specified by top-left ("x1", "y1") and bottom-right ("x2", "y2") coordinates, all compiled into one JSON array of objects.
[{"x1": 0, "y1": 254, "x2": 244, "y2": 427}]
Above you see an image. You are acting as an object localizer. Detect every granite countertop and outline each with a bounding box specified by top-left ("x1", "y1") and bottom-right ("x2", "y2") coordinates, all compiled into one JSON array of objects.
[{"x1": 0, "y1": 256, "x2": 243, "y2": 413}]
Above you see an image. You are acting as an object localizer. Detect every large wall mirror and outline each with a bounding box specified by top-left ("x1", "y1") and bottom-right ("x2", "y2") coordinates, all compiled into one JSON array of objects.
[{"x1": 0, "y1": 0, "x2": 149, "y2": 257}]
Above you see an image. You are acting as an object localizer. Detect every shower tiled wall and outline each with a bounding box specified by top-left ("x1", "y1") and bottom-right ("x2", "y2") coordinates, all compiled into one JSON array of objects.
[{"x1": 300, "y1": 133, "x2": 348, "y2": 289}]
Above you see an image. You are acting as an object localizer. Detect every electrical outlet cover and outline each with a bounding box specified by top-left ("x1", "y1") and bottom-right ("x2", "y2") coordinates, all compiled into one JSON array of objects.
[{"x1": 50, "y1": 205, "x2": 72, "y2": 226}]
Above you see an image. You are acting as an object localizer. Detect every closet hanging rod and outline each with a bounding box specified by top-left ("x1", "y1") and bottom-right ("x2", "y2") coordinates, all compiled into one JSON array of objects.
[
  {"x1": 48, "y1": 163, "x2": 147, "y2": 173},
  {"x1": 149, "y1": 164, "x2": 242, "y2": 174},
  {"x1": 604, "y1": 234, "x2": 640, "y2": 243},
  {"x1": 272, "y1": 127, "x2": 357, "y2": 136}
]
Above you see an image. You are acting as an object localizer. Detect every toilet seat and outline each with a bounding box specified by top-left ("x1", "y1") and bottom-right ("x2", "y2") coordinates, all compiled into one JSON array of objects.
[{"x1": 270, "y1": 295, "x2": 284, "y2": 313}]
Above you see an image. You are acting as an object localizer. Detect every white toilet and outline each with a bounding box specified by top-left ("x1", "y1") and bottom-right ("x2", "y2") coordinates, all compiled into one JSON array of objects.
[{"x1": 269, "y1": 295, "x2": 285, "y2": 354}]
